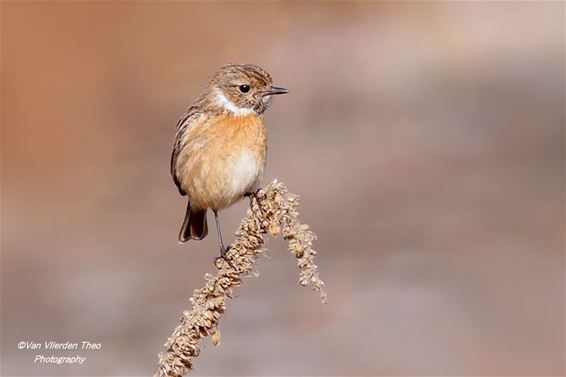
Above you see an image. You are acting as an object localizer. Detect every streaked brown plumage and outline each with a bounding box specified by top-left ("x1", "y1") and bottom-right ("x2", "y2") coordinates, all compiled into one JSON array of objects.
[{"x1": 171, "y1": 63, "x2": 288, "y2": 262}]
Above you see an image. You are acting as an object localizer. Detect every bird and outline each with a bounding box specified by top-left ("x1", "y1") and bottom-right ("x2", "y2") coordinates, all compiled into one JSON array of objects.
[{"x1": 171, "y1": 63, "x2": 288, "y2": 266}]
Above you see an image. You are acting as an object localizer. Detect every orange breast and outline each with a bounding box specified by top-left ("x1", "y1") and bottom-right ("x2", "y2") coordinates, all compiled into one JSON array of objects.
[{"x1": 176, "y1": 114, "x2": 267, "y2": 210}]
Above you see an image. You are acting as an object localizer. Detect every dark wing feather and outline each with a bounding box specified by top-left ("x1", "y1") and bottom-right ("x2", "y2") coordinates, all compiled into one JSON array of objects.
[{"x1": 171, "y1": 106, "x2": 202, "y2": 196}]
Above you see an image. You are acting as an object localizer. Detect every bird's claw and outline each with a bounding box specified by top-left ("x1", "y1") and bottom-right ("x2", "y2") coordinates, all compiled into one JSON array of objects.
[
  {"x1": 214, "y1": 246, "x2": 237, "y2": 270},
  {"x1": 244, "y1": 189, "x2": 263, "y2": 211}
]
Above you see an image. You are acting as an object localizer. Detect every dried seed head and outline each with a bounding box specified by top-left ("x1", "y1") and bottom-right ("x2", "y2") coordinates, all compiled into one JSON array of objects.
[
  {"x1": 155, "y1": 180, "x2": 326, "y2": 377},
  {"x1": 211, "y1": 330, "x2": 221, "y2": 347},
  {"x1": 269, "y1": 225, "x2": 281, "y2": 237}
]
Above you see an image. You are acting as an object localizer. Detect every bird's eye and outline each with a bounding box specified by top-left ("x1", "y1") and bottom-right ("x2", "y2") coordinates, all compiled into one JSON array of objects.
[{"x1": 238, "y1": 85, "x2": 250, "y2": 93}]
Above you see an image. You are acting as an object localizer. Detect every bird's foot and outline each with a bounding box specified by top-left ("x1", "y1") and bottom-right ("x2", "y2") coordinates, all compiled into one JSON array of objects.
[
  {"x1": 214, "y1": 245, "x2": 237, "y2": 270},
  {"x1": 244, "y1": 189, "x2": 264, "y2": 211}
]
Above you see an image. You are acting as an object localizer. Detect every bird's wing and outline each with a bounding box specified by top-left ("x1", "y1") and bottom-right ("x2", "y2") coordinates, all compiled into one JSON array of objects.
[{"x1": 171, "y1": 106, "x2": 203, "y2": 196}]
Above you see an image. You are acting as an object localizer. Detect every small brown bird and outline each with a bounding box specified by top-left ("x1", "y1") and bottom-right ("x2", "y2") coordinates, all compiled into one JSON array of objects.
[{"x1": 171, "y1": 63, "x2": 288, "y2": 264}]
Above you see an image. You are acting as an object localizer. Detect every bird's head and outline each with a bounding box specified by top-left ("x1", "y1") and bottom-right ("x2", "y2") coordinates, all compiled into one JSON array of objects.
[{"x1": 207, "y1": 63, "x2": 288, "y2": 116}]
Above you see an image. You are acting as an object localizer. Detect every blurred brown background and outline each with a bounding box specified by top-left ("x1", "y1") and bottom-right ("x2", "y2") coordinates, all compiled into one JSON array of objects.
[{"x1": 1, "y1": 2, "x2": 564, "y2": 376}]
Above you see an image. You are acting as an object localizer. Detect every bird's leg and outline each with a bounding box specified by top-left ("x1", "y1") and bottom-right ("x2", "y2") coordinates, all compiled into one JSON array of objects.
[
  {"x1": 244, "y1": 191, "x2": 255, "y2": 207},
  {"x1": 212, "y1": 210, "x2": 236, "y2": 270}
]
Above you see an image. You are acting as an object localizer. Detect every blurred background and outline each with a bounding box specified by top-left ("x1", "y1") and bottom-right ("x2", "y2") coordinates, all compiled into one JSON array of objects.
[{"x1": 1, "y1": 2, "x2": 564, "y2": 376}]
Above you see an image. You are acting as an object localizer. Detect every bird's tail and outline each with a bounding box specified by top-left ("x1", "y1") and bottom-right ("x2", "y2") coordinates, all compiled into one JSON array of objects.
[{"x1": 178, "y1": 201, "x2": 208, "y2": 243}]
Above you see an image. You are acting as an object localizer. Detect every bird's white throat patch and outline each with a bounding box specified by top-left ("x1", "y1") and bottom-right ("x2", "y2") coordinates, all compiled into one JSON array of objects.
[{"x1": 215, "y1": 90, "x2": 256, "y2": 116}]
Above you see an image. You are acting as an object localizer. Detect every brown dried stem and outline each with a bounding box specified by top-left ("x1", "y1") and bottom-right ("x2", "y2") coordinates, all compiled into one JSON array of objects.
[{"x1": 155, "y1": 180, "x2": 326, "y2": 377}]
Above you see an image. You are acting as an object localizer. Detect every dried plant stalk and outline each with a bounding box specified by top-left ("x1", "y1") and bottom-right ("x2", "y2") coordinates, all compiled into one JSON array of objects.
[{"x1": 155, "y1": 180, "x2": 326, "y2": 377}]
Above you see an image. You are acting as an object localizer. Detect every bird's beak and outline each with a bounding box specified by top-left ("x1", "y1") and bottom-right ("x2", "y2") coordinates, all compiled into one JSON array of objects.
[{"x1": 263, "y1": 86, "x2": 289, "y2": 96}]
